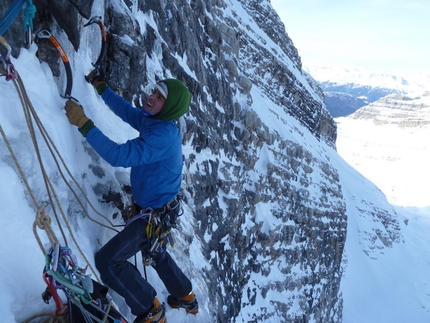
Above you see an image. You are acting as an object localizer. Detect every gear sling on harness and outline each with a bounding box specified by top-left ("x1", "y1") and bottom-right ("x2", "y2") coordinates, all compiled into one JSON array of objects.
[{"x1": 126, "y1": 194, "x2": 183, "y2": 266}]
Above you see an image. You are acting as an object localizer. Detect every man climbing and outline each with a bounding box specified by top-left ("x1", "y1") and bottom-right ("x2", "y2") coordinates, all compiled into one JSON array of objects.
[{"x1": 64, "y1": 71, "x2": 198, "y2": 323}]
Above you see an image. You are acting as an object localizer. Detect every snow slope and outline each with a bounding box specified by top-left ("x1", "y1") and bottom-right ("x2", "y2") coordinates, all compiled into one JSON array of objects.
[{"x1": 336, "y1": 116, "x2": 430, "y2": 322}]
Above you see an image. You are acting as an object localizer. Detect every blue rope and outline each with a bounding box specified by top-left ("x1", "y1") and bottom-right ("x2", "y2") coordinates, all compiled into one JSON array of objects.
[{"x1": 0, "y1": 0, "x2": 34, "y2": 36}]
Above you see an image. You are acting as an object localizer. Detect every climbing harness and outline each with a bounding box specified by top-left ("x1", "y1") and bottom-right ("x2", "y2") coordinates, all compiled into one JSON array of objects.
[
  {"x1": 127, "y1": 195, "x2": 183, "y2": 268},
  {"x1": 42, "y1": 244, "x2": 92, "y2": 315},
  {"x1": 0, "y1": 0, "x2": 35, "y2": 48},
  {"x1": 44, "y1": 245, "x2": 93, "y2": 305},
  {"x1": 35, "y1": 29, "x2": 73, "y2": 98},
  {"x1": 0, "y1": 35, "x2": 17, "y2": 80}
]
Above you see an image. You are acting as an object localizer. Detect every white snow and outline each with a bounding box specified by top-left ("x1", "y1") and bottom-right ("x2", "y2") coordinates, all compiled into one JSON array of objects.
[
  {"x1": 335, "y1": 116, "x2": 430, "y2": 322},
  {"x1": 304, "y1": 63, "x2": 430, "y2": 97}
]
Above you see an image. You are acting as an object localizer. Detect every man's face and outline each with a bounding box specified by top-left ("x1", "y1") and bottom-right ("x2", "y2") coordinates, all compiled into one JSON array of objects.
[{"x1": 144, "y1": 88, "x2": 166, "y2": 115}]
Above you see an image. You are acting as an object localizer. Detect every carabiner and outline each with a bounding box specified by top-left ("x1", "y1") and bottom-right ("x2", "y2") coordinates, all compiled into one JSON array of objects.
[
  {"x1": 0, "y1": 36, "x2": 11, "y2": 62},
  {"x1": 0, "y1": 36, "x2": 17, "y2": 81},
  {"x1": 25, "y1": 28, "x2": 33, "y2": 49}
]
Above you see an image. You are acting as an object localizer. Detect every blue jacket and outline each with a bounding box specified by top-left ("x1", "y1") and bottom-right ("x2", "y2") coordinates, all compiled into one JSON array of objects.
[{"x1": 86, "y1": 88, "x2": 183, "y2": 209}]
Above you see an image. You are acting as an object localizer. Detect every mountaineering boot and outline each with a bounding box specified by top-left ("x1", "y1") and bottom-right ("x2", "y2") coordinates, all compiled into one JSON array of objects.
[
  {"x1": 167, "y1": 291, "x2": 199, "y2": 315},
  {"x1": 133, "y1": 297, "x2": 167, "y2": 323}
]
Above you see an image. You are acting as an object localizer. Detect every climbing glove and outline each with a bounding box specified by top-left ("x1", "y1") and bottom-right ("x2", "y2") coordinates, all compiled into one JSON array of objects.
[
  {"x1": 85, "y1": 69, "x2": 109, "y2": 95},
  {"x1": 65, "y1": 99, "x2": 95, "y2": 137}
]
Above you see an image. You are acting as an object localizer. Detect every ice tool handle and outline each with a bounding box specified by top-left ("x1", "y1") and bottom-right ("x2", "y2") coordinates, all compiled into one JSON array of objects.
[
  {"x1": 36, "y1": 29, "x2": 73, "y2": 98},
  {"x1": 84, "y1": 16, "x2": 107, "y2": 78}
]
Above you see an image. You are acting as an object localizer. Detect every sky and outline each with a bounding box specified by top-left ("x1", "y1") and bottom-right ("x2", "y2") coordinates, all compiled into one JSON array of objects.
[{"x1": 270, "y1": 0, "x2": 430, "y2": 75}]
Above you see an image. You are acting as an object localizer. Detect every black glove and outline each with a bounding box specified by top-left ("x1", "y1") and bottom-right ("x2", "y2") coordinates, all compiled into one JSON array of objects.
[{"x1": 85, "y1": 69, "x2": 109, "y2": 95}]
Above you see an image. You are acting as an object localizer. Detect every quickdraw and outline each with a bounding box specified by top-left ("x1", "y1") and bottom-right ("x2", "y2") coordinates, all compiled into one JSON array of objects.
[
  {"x1": 0, "y1": 36, "x2": 17, "y2": 81},
  {"x1": 147, "y1": 212, "x2": 175, "y2": 253},
  {"x1": 42, "y1": 272, "x2": 67, "y2": 317},
  {"x1": 0, "y1": 0, "x2": 35, "y2": 48},
  {"x1": 35, "y1": 29, "x2": 73, "y2": 98}
]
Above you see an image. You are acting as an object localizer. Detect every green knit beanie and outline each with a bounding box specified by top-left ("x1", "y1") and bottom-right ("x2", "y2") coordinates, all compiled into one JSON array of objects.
[{"x1": 158, "y1": 79, "x2": 192, "y2": 120}]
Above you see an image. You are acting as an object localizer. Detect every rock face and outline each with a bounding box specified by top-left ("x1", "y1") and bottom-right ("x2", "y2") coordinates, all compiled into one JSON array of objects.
[
  {"x1": 353, "y1": 93, "x2": 430, "y2": 127},
  {"x1": 0, "y1": 0, "x2": 400, "y2": 322}
]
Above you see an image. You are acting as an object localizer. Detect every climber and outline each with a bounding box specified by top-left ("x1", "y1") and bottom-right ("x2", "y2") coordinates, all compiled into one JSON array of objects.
[{"x1": 64, "y1": 71, "x2": 198, "y2": 323}]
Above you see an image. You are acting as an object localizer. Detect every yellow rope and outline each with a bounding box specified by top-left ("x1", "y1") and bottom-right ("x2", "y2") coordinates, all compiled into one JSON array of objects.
[
  {"x1": 21, "y1": 310, "x2": 68, "y2": 323},
  {"x1": 1, "y1": 35, "x2": 128, "y2": 323},
  {"x1": 7, "y1": 73, "x2": 108, "y2": 282},
  {"x1": 1, "y1": 62, "x2": 130, "y2": 278},
  {"x1": 1, "y1": 48, "x2": 130, "y2": 323},
  {"x1": 33, "y1": 205, "x2": 59, "y2": 252},
  {"x1": 15, "y1": 74, "x2": 119, "y2": 232}
]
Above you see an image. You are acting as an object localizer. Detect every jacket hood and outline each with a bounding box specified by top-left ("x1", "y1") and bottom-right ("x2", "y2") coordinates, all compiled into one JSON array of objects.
[{"x1": 157, "y1": 79, "x2": 192, "y2": 120}]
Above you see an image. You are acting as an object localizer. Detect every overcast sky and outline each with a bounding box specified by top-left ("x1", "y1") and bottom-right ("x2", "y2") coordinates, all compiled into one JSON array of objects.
[{"x1": 270, "y1": 0, "x2": 430, "y2": 75}]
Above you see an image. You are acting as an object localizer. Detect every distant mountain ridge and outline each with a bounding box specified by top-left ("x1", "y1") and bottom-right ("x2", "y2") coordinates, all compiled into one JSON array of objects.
[
  {"x1": 352, "y1": 93, "x2": 430, "y2": 126},
  {"x1": 304, "y1": 64, "x2": 430, "y2": 117}
]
